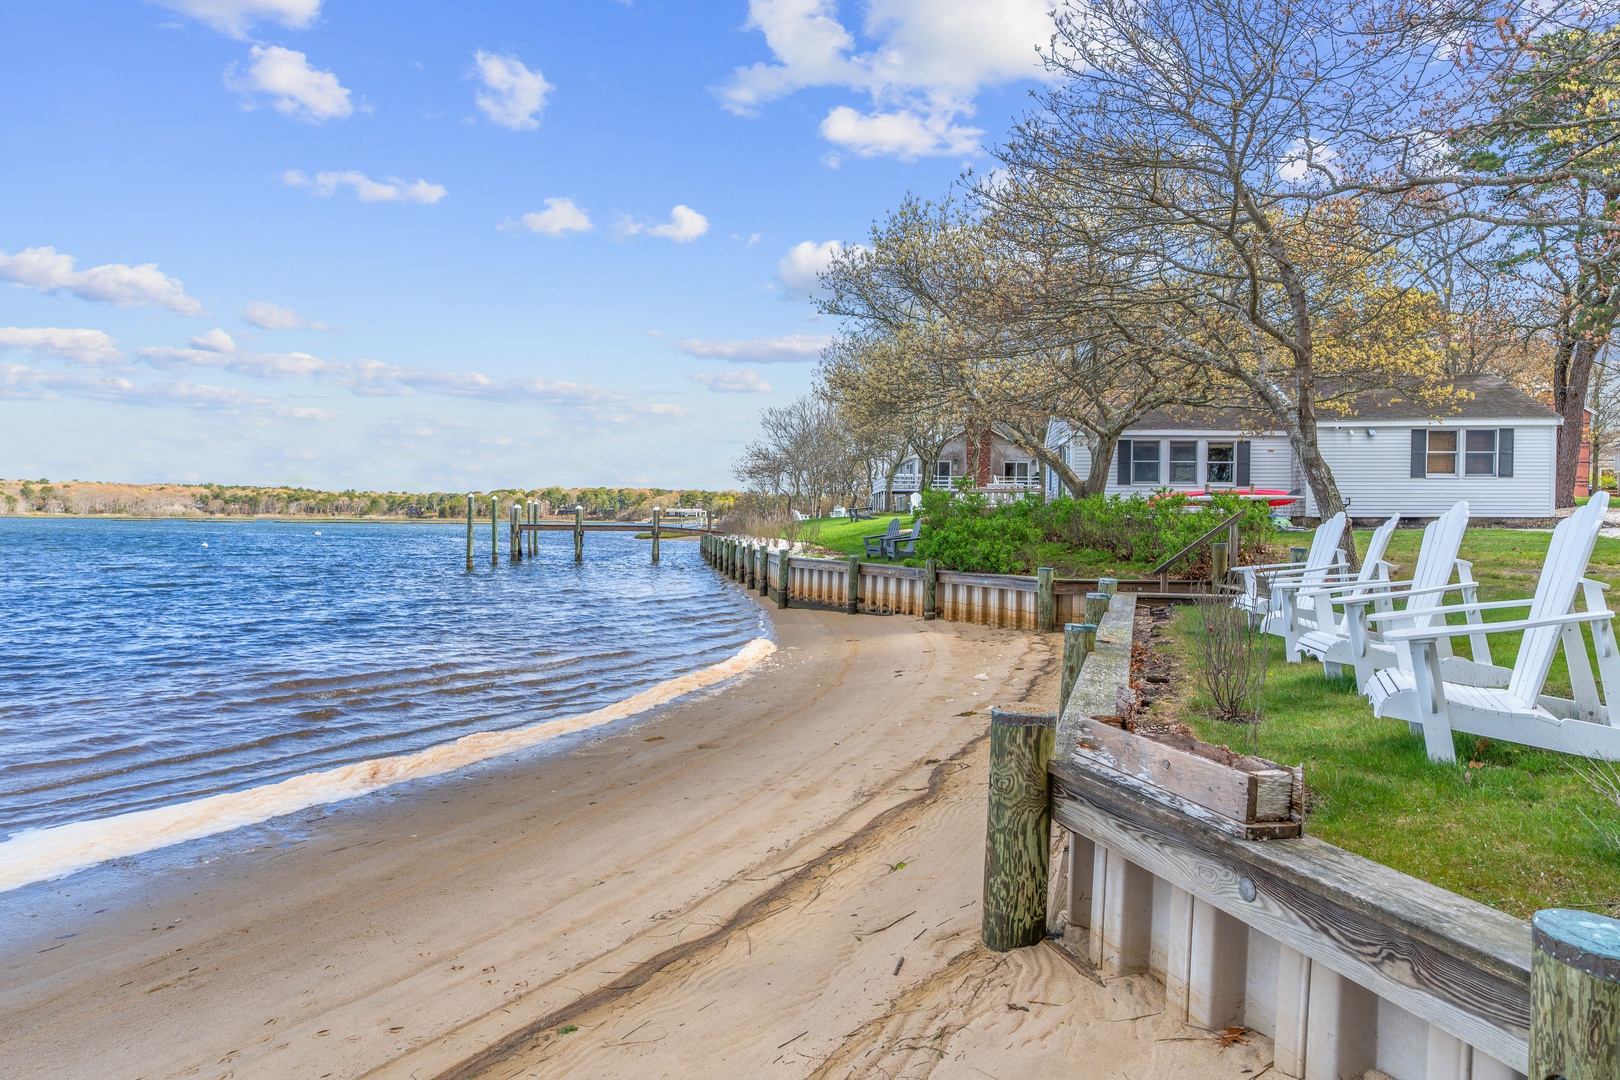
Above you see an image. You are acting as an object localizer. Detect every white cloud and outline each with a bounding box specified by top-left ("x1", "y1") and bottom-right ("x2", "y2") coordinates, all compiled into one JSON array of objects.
[
  {"x1": 675, "y1": 333, "x2": 830, "y2": 363},
  {"x1": 0, "y1": 246, "x2": 203, "y2": 314},
  {"x1": 284, "y1": 170, "x2": 446, "y2": 204},
  {"x1": 690, "y1": 369, "x2": 774, "y2": 393},
  {"x1": 0, "y1": 327, "x2": 122, "y2": 367},
  {"x1": 154, "y1": 0, "x2": 320, "y2": 39},
  {"x1": 137, "y1": 342, "x2": 629, "y2": 407},
  {"x1": 0, "y1": 362, "x2": 268, "y2": 410},
  {"x1": 516, "y1": 197, "x2": 593, "y2": 236},
  {"x1": 189, "y1": 328, "x2": 237, "y2": 352},
  {"x1": 1277, "y1": 139, "x2": 1338, "y2": 183},
  {"x1": 233, "y1": 46, "x2": 352, "y2": 122},
  {"x1": 720, "y1": 0, "x2": 1055, "y2": 159},
  {"x1": 776, "y1": 239, "x2": 848, "y2": 300},
  {"x1": 647, "y1": 205, "x2": 710, "y2": 243},
  {"x1": 472, "y1": 51, "x2": 552, "y2": 130},
  {"x1": 820, "y1": 105, "x2": 980, "y2": 158},
  {"x1": 243, "y1": 300, "x2": 326, "y2": 329}
]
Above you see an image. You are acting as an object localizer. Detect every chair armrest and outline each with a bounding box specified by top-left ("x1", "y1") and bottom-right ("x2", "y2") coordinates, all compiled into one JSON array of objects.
[
  {"x1": 1385, "y1": 609, "x2": 1614, "y2": 642},
  {"x1": 1320, "y1": 579, "x2": 1479, "y2": 605},
  {"x1": 1230, "y1": 560, "x2": 1309, "y2": 574},
  {"x1": 1364, "y1": 597, "x2": 1534, "y2": 623}
]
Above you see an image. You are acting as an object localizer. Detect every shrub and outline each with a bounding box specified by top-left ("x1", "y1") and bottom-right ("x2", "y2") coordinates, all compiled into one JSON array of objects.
[
  {"x1": 916, "y1": 489, "x2": 1276, "y2": 575},
  {"x1": 914, "y1": 490, "x2": 1040, "y2": 573}
]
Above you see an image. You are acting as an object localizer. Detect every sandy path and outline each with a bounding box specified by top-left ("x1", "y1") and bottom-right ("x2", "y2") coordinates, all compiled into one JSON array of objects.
[{"x1": 0, "y1": 599, "x2": 1272, "y2": 1079}]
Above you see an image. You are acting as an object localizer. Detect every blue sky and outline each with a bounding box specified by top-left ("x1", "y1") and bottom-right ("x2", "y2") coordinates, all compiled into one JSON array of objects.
[{"x1": 0, "y1": 1, "x2": 1056, "y2": 490}]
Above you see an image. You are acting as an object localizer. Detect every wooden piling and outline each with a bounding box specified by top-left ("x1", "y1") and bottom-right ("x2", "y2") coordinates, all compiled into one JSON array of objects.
[
  {"x1": 1531, "y1": 907, "x2": 1620, "y2": 1080},
  {"x1": 465, "y1": 492, "x2": 474, "y2": 571},
  {"x1": 1036, "y1": 567, "x2": 1055, "y2": 632},
  {"x1": 489, "y1": 496, "x2": 498, "y2": 567},
  {"x1": 529, "y1": 501, "x2": 538, "y2": 557},
  {"x1": 1097, "y1": 577, "x2": 1117, "y2": 597},
  {"x1": 509, "y1": 503, "x2": 520, "y2": 562},
  {"x1": 1290, "y1": 545, "x2": 1308, "y2": 564},
  {"x1": 651, "y1": 507, "x2": 661, "y2": 564},
  {"x1": 982, "y1": 707, "x2": 1056, "y2": 952},
  {"x1": 846, "y1": 556, "x2": 861, "y2": 614},
  {"x1": 775, "y1": 548, "x2": 790, "y2": 607},
  {"x1": 574, "y1": 505, "x2": 584, "y2": 563},
  {"x1": 1058, "y1": 622, "x2": 1096, "y2": 719},
  {"x1": 1085, "y1": 591, "x2": 1109, "y2": 625},
  {"x1": 758, "y1": 545, "x2": 770, "y2": 596},
  {"x1": 923, "y1": 559, "x2": 938, "y2": 621},
  {"x1": 1211, "y1": 540, "x2": 1228, "y2": 587}
]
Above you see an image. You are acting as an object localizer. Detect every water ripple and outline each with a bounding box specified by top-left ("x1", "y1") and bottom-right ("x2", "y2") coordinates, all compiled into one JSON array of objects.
[{"x1": 0, "y1": 519, "x2": 764, "y2": 839}]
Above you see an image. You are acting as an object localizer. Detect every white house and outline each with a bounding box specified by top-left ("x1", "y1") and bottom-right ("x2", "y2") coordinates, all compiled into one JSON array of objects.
[
  {"x1": 1046, "y1": 374, "x2": 1562, "y2": 520},
  {"x1": 874, "y1": 428, "x2": 1041, "y2": 511}
]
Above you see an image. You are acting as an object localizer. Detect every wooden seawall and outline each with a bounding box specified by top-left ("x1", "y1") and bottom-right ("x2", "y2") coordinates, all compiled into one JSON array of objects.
[{"x1": 701, "y1": 537, "x2": 1220, "y2": 632}]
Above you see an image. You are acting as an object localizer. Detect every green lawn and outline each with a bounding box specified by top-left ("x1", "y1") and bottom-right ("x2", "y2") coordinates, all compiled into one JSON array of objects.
[
  {"x1": 1164, "y1": 527, "x2": 1620, "y2": 919},
  {"x1": 794, "y1": 514, "x2": 916, "y2": 559}
]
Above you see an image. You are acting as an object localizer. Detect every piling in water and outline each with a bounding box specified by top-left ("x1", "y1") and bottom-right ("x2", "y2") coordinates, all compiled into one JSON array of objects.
[
  {"x1": 489, "y1": 496, "x2": 498, "y2": 567},
  {"x1": 652, "y1": 507, "x2": 661, "y2": 565},
  {"x1": 465, "y1": 492, "x2": 474, "y2": 571},
  {"x1": 574, "y1": 506, "x2": 584, "y2": 563}
]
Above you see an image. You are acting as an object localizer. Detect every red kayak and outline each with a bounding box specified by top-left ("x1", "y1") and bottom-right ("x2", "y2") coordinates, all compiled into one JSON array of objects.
[{"x1": 1152, "y1": 488, "x2": 1300, "y2": 508}]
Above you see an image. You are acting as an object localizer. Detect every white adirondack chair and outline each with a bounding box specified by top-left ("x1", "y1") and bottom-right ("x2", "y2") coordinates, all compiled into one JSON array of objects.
[
  {"x1": 1272, "y1": 514, "x2": 1401, "y2": 662},
  {"x1": 1231, "y1": 511, "x2": 1347, "y2": 633},
  {"x1": 1365, "y1": 492, "x2": 1620, "y2": 762},
  {"x1": 1295, "y1": 502, "x2": 1483, "y2": 690}
]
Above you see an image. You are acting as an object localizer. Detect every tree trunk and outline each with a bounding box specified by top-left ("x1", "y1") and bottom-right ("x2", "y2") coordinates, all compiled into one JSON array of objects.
[
  {"x1": 1556, "y1": 336, "x2": 1599, "y2": 508},
  {"x1": 1083, "y1": 432, "x2": 1119, "y2": 495}
]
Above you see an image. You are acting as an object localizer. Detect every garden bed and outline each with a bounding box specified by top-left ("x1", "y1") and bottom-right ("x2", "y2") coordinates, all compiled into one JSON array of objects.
[{"x1": 1134, "y1": 527, "x2": 1620, "y2": 919}]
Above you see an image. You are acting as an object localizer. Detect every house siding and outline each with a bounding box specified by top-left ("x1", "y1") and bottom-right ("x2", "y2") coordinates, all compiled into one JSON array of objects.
[
  {"x1": 1303, "y1": 422, "x2": 1558, "y2": 519},
  {"x1": 1060, "y1": 431, "x2": 1296, "y2": 498}
]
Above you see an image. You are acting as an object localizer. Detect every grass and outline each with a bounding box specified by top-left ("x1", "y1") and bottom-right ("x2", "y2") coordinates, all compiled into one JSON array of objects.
[
  {"x1": 1161, "y1": 526, "x2": 1620, "y2": 919},
  {"x1": 794, "y1": 514, "x2": 916, "y2": 560}
]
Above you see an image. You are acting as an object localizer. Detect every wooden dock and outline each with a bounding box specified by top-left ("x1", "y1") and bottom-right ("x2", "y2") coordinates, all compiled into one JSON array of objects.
[{"x1": 464, "y1": 496, "x2": 717, "y2": 569}]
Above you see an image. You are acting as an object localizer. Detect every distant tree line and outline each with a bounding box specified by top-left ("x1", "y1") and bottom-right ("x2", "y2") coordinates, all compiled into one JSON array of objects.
[{"x1": 0, "y1": 479, "x2": 739, "y2": 520}]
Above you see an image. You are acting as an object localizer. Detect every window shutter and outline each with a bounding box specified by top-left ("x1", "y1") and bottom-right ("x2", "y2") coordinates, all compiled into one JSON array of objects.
[
  {"x1": 1499, "y1": 428, "x2": 1514, "y2": 477},
  {"x1": 1117, "y1": 439, "x2": 1131, "y2": 485},
  {"x1": 1410, "y1": 429, "x2": 1427, "y2": 478},
  {"x1": 1235, "y1": 440, "x2": 1252, "y2": 486}
]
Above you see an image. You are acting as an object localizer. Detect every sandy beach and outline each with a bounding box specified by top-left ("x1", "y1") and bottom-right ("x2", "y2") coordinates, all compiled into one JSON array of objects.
[{"x1": 0, "y1": 600, "x2": 1272, "y2": 1079}]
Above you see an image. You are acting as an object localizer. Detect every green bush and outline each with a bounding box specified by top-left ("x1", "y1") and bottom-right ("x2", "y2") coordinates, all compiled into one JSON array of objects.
[
  {"x1": 914, "y1": 490, "x2": 1040, "y2": 573},
  {"x1": 916, "y1": 489, "x2": 1275, "y2": 575}
]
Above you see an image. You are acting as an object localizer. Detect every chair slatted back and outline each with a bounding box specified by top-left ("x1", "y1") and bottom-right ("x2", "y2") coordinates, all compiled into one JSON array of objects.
[
  {"x1": 1507, "y1": 492, "x2": 1611, "y2": 707},
  {"x1": 1357, "y1": 515, "x2": 1401, "y2": 583},
  {"x1": 884, "y1": 519, "x2": 901, "y2": 539},
  {"x1": 1300, "y1": 512, "x2": 1348, "y2": 589},
  {"x1": 1406, "y1": 502, "x2": 1471, "y2": 622}
]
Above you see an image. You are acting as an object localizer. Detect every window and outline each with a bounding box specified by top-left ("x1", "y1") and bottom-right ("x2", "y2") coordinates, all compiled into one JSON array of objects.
[
  {"x1": 1131, "y1": 440, "x2": 1161, "y2": 484},
  {"x1": 1169, "y1": 442, "x2": 1198, "y2": 484},
  {"x1": 1003, "y1": 460, "x2": 1031, "y2": 485},
  {"x1": 1207, "y1": 443, "x2": 1235, "y2": 485},
  {"x1": 935, "y1": 460, "x2": 954, "y2": 485},
  {"x1": 1465, "y1": 429, "x2": 1497, "y2": 476},
  {"x1": 1427, "y1": 430, "x2": 1458, "y2": 475}
]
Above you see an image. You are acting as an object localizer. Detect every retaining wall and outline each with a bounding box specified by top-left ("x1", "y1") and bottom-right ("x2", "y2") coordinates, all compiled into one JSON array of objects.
[{"x1": 1051, "y1": 594, "x2": 1531, "y2": 1080}]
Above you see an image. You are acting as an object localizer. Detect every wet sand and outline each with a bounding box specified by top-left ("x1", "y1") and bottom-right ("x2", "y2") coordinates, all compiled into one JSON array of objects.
[{"x1": 0, "y1": 601, "x2": 1272, "y2": 1079}]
